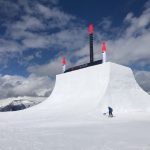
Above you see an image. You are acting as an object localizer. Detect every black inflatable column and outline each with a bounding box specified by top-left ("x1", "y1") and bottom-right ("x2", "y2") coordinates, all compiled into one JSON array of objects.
[{"x1": 89, "y1": 24, "x2": 94, "y2": 63}]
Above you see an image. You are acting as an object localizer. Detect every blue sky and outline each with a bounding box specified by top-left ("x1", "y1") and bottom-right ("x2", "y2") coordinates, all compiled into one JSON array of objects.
[{"x1": 0, "y1": 0, "x2": 150, "y2": 98}]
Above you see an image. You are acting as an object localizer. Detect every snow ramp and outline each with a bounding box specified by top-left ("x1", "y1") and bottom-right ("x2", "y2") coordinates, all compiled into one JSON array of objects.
[{"x1": 29, "y1": 62, "x2": 150, "y2": 119}]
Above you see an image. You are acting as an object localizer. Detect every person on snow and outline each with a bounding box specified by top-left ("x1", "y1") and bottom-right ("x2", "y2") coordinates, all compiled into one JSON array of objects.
[{"x1": 108, "y1": 106, "x2": 113, "y2": 117}]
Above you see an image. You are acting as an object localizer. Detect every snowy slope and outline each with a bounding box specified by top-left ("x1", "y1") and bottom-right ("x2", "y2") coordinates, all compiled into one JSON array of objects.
[{"x1": 24, "y1": 62, "x2": 150, "y2": 119}]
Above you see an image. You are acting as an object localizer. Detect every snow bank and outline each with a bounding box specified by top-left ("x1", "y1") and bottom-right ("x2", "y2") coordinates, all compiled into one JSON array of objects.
[
  {"x1": 1, "y1": 62, "x2": 149, "y2": 121},
  {"x1": 28, "y1": 62, "x2": 150, "y2": 119}
]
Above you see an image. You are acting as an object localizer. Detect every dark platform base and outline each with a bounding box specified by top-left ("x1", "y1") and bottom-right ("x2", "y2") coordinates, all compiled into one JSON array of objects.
[{"x1": 65, "y1": 60, "x2": 102, "y2": 73}]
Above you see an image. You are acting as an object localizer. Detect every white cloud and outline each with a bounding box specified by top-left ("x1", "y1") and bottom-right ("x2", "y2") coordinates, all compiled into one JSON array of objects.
[
  {"x1": 0, "y1": 74, "x2": 53, "y2": 99},
  {"x1": 24, "y1": 55, "x2": 34, "y2": 62},
  {"x1": 98, "y1": 17, "x2": 112, "y2": 31},
  {"x1": 22, "y1": 35, "x2": 50, "y2": 49},
  {"x1": 50, "y1": 28, "x2": 87, "y2": 49},
  {"x1": 0, "y1": 39, "x2": 23, "y2": 53},
  {"x1": 106, "y1": 32, "x2": 150, "y2": 65},
  {"x1": 134, "y1": 70, "x2": 150, "y2": 92},
  {"x1": 27, "y1": 57, "x2": 63, "y2": 76},
  {"x1": 36, "y1": 3, "x2": 75, "y2": 26},
  {"x1": 12, "y1": 16, "x2": 45, "y2": 31},
  {"x1": 124, "y1": 7, "x2": 150, "y2": 37},
  {"x1": 21, "y1": 27, "x2": 87, "y2": 50},
  {"x1": 35, "y1": 51, "x2": 42, "y2": 58},
  {"x1": 0, "y1": 0, "x2": 85, "y2": 68}
]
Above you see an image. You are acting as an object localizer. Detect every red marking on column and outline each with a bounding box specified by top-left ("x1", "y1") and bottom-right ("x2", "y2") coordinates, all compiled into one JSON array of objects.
[
  {"x1": 102, "y1": 41, "x2": 106, "y2": 52},
  {"x1": 61, "y1": 57, "x2": 67, "y2": 65},
  {"x1": 89, "y1": 23, "x2": 93, "y2": 34}
]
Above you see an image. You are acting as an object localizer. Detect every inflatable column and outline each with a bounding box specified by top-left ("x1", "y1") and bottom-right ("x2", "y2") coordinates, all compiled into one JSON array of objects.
[
  {"x1": 102, "y1": 41, "x2": 106, "y2": 63},
  {"x1": 61, "y1": 57, "x2": 67, "y2": 73},
  {"x1": 89, "y1": 24, "x2": 94, "y2": 63}
]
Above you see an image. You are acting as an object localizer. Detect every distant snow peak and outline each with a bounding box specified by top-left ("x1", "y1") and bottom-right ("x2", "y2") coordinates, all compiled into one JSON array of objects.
[{"x1": 0, "y1": 96, "x2": 46, "y2": 112}]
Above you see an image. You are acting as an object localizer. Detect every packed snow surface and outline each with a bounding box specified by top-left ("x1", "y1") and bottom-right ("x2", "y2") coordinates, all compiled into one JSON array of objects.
[{"x1": 0, "y1": 62, "x2": 150, "y2": 150}]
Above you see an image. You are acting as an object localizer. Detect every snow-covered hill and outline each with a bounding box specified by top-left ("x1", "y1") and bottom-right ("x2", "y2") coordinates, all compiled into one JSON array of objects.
[
  {"x1": 0, "y1": 96, "x2": 46, "y2": 111},
  {"x1": 28, "y1": 62, "x2": 150, "y2": 119}
]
